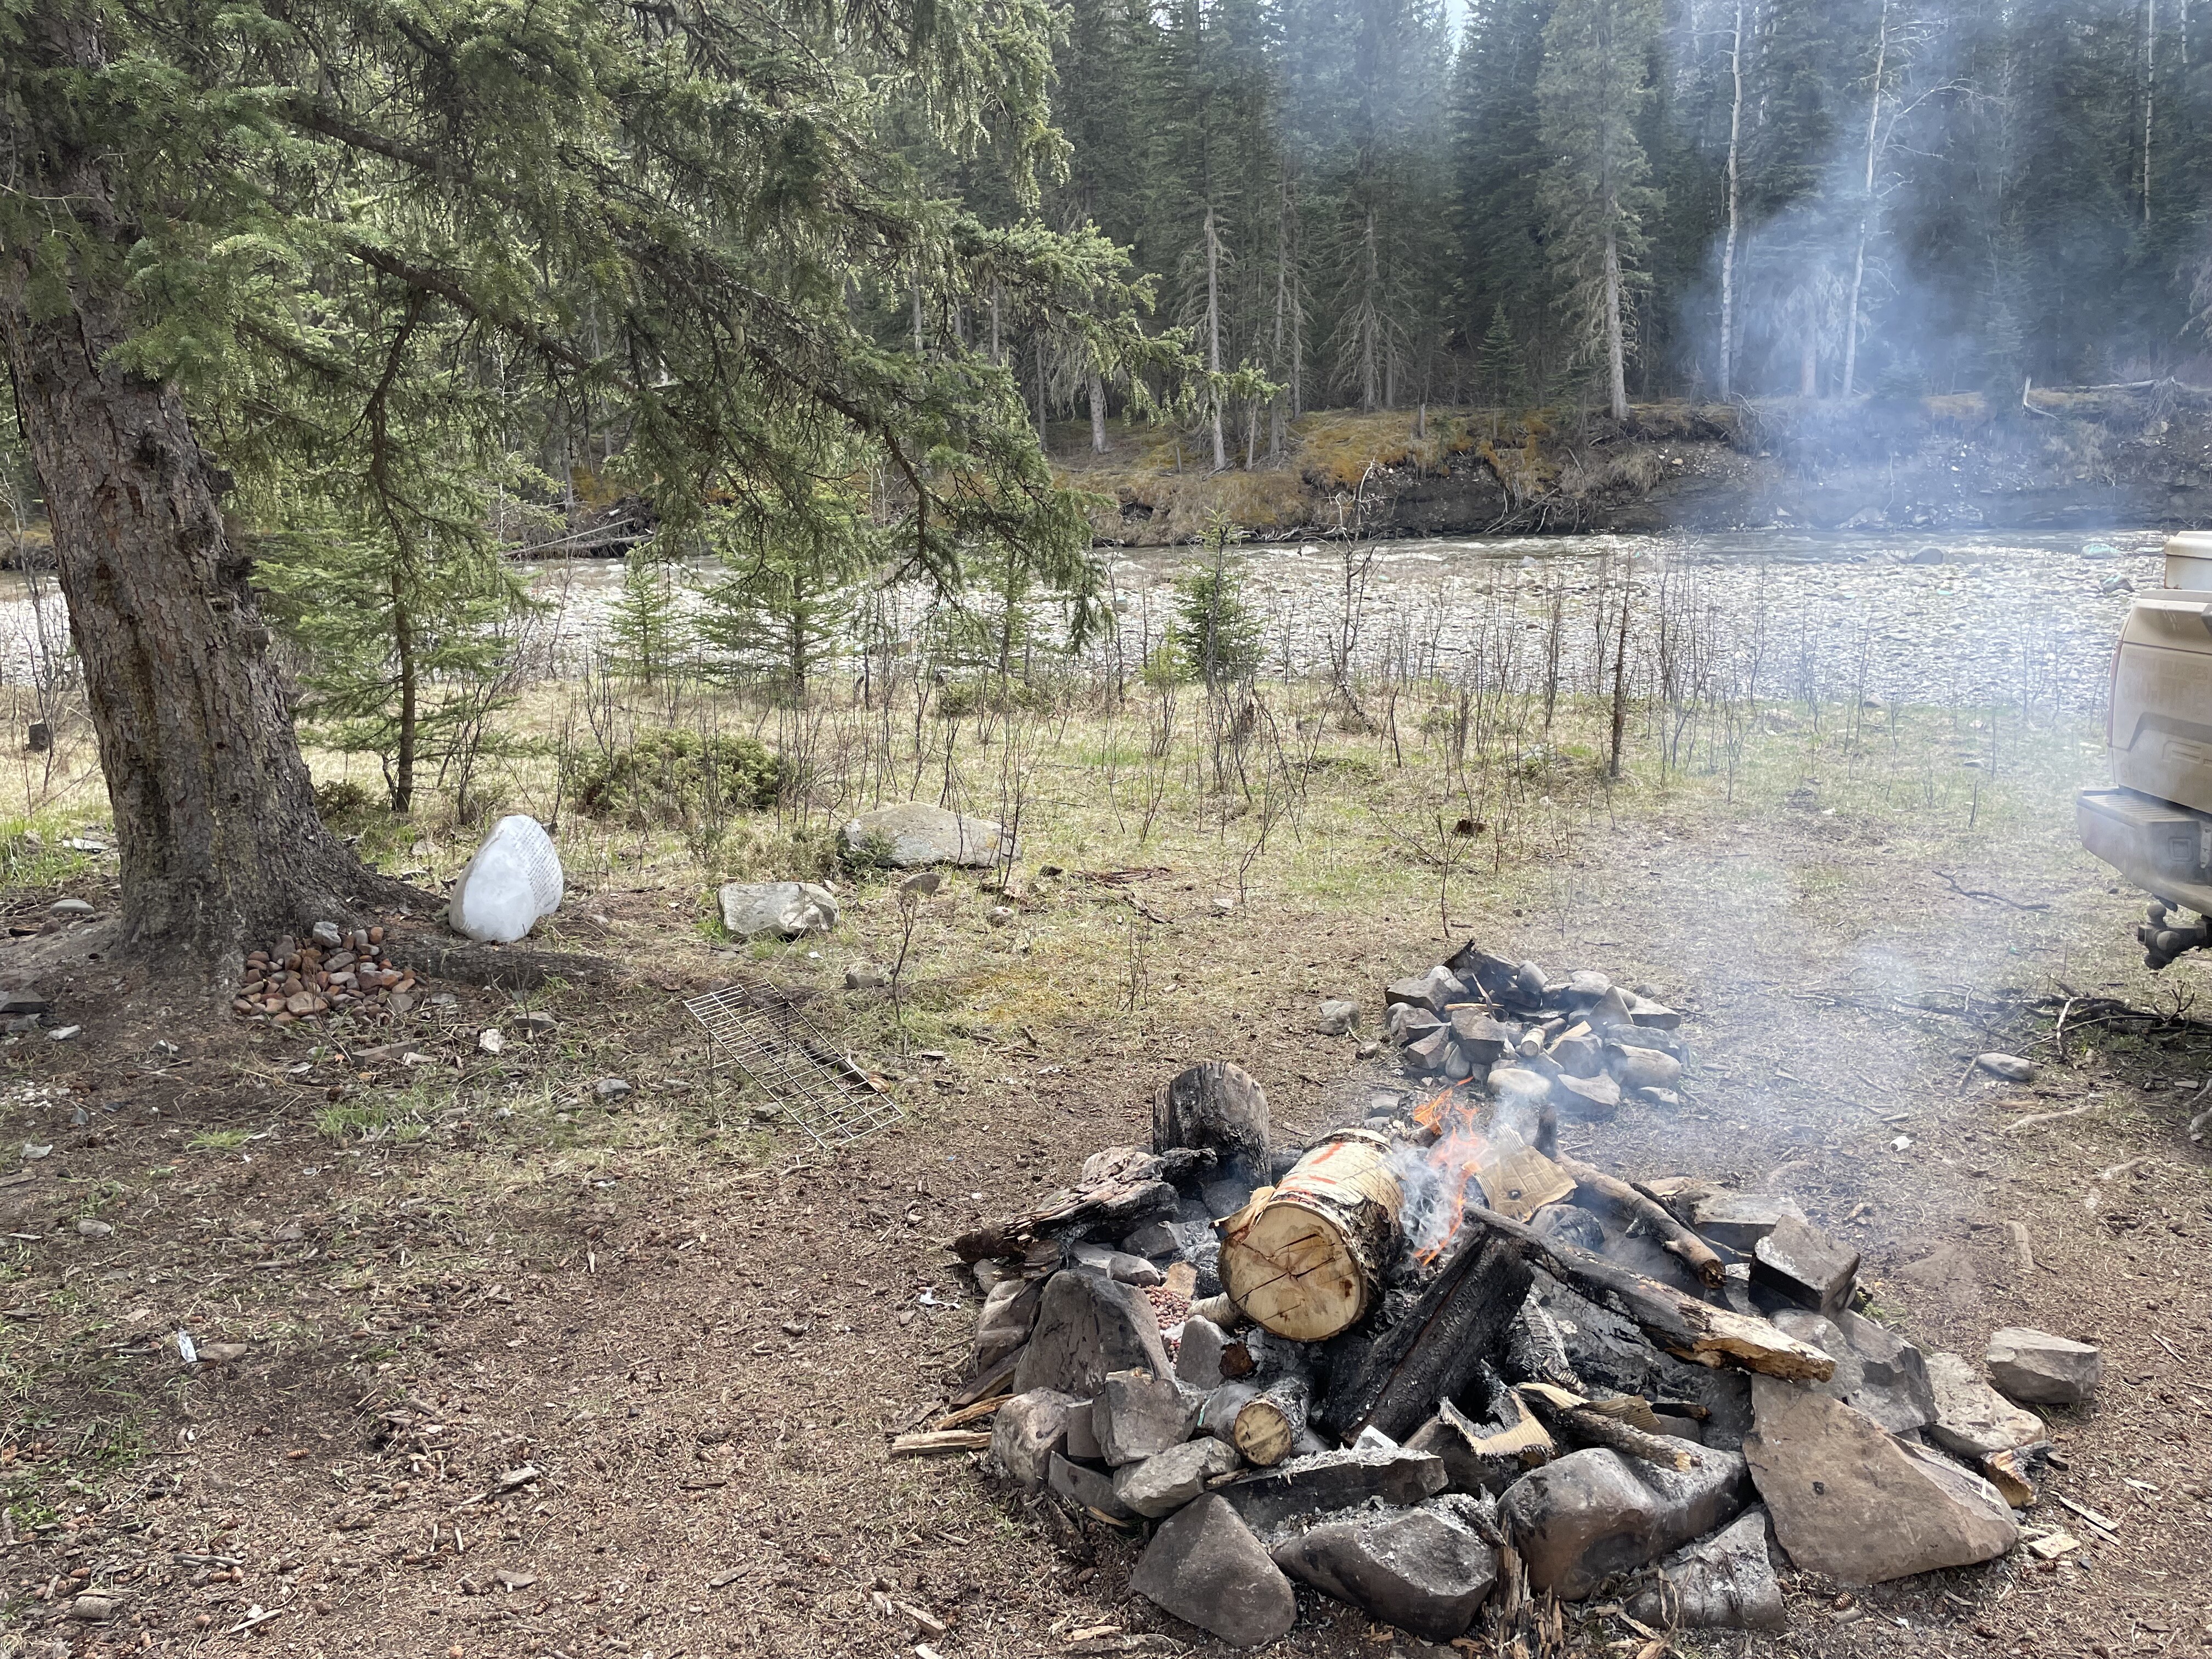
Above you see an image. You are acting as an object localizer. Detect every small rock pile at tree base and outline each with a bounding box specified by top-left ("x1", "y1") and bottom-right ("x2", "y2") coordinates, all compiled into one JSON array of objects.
[
  {"x1": 232, "y1": 924, "x2": 417, "y2": 1025},
  {"x1": 922, "y1": 940, "x2": 2104, "y2": 1650}
]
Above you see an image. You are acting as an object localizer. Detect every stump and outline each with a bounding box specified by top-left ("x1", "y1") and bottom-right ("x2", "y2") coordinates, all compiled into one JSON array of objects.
[
  {"x1": 1155, "y1": 1060, "x2": 1271, "y2": 1183},
  {"x1": 1219, "y1": 1131, "x2": 1402, "y2": 1341}
]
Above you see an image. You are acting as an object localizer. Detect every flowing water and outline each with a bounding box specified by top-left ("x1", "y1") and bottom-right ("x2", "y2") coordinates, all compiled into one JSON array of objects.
[{"x1": 0, "y1": 527, "x2": 2163, "y2": 712}]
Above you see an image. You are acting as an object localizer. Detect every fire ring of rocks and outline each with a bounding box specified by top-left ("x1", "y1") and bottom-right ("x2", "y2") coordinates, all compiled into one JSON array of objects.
[{"x1": 928, "y1": 940, "x2": 2101, "y2": 1649}]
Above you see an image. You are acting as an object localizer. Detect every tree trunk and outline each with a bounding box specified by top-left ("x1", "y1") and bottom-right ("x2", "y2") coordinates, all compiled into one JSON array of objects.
[
  {"x1": 2144, "y1": 0, "x2": 2158, "y2": 224},
  {"x1": 1718, "y1": 0, "x2": 1745, "y2": 398},
  {"x1": 1088, "y1": 371, "x2": 1108, "y2": 453},
  {"x1": 1608, "y1": 584, "x2": 1630, "y2": 779},
  {"x1": 1205, "y1": 203, "x2": 1228, "y2": 472},
  {"x1": 1155, "y1": 1060, "x2": 1271, "y2": 1183},
  {"x1": 1, "y1": 111, "x2": 395, "y2": 979},
  {"x1": 1602, "y1": 219, "x2": 1628, "y2": 421},
  {"x1": 1842, "y1": 0, "x2": 1888, "y2": 400}
]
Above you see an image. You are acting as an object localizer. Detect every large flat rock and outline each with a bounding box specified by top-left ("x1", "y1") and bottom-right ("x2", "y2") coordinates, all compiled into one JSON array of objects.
[
  {"x1": 838, "y1": 802, "x2": 1009, "y2": 868},
  {"x1": 1743, "y1": 1375, "x2": 2018, "y2": 1584},
  {"x1": 1012, "y1": 1270, "x2": 1171, "y2": 1398},
  {"x1": 1498, "y1": 1446, "x2": 1748, "y2": 1600},
  {"x1": 990, "y1": 1390, "x2": 1084, "y2": 1491},
  {"x1": 1925, "y1": 1351, "x2": 2047, "y2": 1459},
  {"x1": 1218, "y1": 1446, "x2": 1448, "y2": 1532},
  {"x1": 717, "y1": 881, "x2": 838, "y2": 938},
  {"x1": 1986, "y1": 1327, "x2": 2102, "y2": 1407},
  {"x1": 1625, "y1": 1506, "x2": 1785, "y2": 1630},
  {"x1": 1130, "y1": 1494, "x2": 1296, "y2": 1648},
  {"x1": 1771, "y1": 1309, "x2": 1934, "y2": 1436}
]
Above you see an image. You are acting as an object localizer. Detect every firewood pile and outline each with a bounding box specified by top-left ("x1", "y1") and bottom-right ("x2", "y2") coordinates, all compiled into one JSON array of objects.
[
  {"x1": 921, "y1": 941, "x2": 2103, "y2": 1649},
  {"x1": 231, "y1": 923, "x2": 419, "y2": 1025}
]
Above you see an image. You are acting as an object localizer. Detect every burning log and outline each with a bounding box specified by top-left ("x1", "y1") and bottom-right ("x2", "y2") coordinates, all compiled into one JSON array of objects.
[
  {"x1": 952, "y1": 1144, "x2": 1215, "y2": 1263},
  {"x1": 1471, "y1": 1205, "x2": 1835, "y2": 1383},
  {"x1": 1219, "y1": 1132, "x2": 1402, "y2": 1342},
  {"x1": 1555, "y1": 1158, "x2": 1726, "y2": 1287},
  {"x1": 1318, "y1": 1227, "x2": 1534, "y2": 1444},
  {"x1": 1154, "y1": 1061, "x2": 1271, "y2": 1184},
  {"x1": 1199, "y1": 1375, "x2": 1313, "y2": 1467}
]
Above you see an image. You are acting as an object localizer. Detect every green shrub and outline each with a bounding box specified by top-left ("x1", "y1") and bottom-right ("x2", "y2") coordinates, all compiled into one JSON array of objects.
[{"x1": 567, "y1": 730, "x2": 783, "y2": 826}]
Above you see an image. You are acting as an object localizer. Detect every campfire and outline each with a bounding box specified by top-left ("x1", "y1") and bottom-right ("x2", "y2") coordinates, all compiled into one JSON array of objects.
[{"x1": 926, "y1": 940, "x2": 2100, "y2": 1648}]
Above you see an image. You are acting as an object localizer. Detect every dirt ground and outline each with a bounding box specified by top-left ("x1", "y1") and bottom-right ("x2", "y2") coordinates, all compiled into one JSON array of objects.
[{"x1": 3, "y1": 737, "x2": 2210, "y2": 1659}]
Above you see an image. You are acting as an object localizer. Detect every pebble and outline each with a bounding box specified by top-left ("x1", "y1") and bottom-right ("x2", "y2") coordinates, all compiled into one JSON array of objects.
[
  {"x1": 1975, "y1": 1053, "x2": 2038, "y2": 1084},
  {"x1": 75, "y1": 1217, "x2": 112, "y2": 1238},
  {"x1": 593, "y1": 1077, "x2": 633, "y2": 1102},
  {"x1": 48, "y1": 898, "x2": 93, "y2": 915},
  {"x1": 985, "y1": 906, "x2": 1015, "y2": 928},
  {"x1": 311, "y1": 921, "x2": 343, "y2": 948},
  {"x1": 477, "y1": 1029, "x2": 504, "y2": 1055},
  {"x1": 46, "y1": 1026, "x2": 80, "y2": 1042}
]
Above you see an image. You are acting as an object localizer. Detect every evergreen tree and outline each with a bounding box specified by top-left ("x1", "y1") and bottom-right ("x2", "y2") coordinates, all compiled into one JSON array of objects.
[{"x1": 1538, "y1": 0, "x2": 1664, "y2": 418}]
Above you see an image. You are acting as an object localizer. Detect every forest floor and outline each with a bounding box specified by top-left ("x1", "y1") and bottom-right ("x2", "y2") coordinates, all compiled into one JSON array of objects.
[{"x1": 2, "y1": 690, "x2": 2210, "y2": 1659}]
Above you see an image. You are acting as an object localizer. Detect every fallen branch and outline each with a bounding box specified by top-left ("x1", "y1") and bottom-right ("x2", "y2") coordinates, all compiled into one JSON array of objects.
[
  {"x1": 2003, "y1": 1101, "x2": 2104, "y2": 1133},
  {"x1": 890, "y1": 1430, "x2": 992, "y2": 1457},
  {"x1": 1562, "y1": 1160, "x2": 1725, "y2": 1286},
  {"x1": 1934, "y1": 872, "x2": 2050, "y2": 912}
]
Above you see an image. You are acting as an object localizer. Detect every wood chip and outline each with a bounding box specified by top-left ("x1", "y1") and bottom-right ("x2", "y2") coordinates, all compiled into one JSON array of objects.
[
  {"x1": 898, "y1": 1602, "x2": 948, "y2": 1638},
  {"x1": 889, "y1": 1430, "x2": 991, "y2": 1457},
  {"x1": 2027, "y1": 1531, "x2": 2080, "y2": 1560},
  {"x1": 2051, "y1": 1492, "x2": 2119, "y2": 1533},
  {"x1": 709, "y1": 1568, "x2": 745, "y2": 1589}
]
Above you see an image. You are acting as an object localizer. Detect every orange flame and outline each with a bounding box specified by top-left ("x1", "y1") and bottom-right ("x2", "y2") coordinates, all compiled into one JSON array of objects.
[{"x1": 1410, "y1": 1083, "x2": 1493, "y2": 1265}]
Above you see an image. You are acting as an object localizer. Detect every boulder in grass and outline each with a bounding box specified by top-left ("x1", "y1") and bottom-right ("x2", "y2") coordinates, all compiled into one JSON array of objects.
[
  {"x1": 1129, "y1": 1495, "x2": 1296, "y2": 1648},
  {"x1": 718, "y1": 881, "x2": 839, "y2": 939},
  {"x1": 1317, "y1": 998, "x2": 1361, "y2": 1036},
  {"x1": 838, "y1": 801, "x2": 1010, "y2": 868},
  {"x1": 1985, "y1": 1327, "x2": 2102, "y2": 1407},
  {"x1": 1498, "y1": 1446, "x2": 1750, "y2": 1600},
  {"x1": 1272, "y1": 1495, "x2": 1500, "y2": 1643}
]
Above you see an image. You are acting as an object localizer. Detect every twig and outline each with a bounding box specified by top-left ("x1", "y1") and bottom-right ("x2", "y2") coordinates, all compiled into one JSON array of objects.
[
  {"x1": 2004, "y1": 1102, "x2": 2103, "y2": 1133},
  {"x1": 1934, "y1": 872, "x2": 2050, "y2": 912}
]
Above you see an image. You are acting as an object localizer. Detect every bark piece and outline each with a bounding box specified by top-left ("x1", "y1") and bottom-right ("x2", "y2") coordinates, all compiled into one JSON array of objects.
[
  {"x1": 1154, "y1": 1061, "x2": 1270, "y2": 1184},
  {"x1": 1219, "y1": 1132, "x2": 1402, "y2": 1342},
  {"x1": 953, "y1": 1146, "x2": 1207, "y2": 1263},
  {"x1": 1271, "y1": 1496, "x2": 1500, "y2": 1643},
  {"x1": 1985, "y1": 1327, "x2": 2103, "y2": 1406},
  {"x1": 1129, "y1": 1495, "x2": 1296, "y2": 1649},
  {"x1": 1012, "y1": 1271, "x2": 1172, "y2": 1398},
  {"x1": 1742, "y1": 1375, "x2": 2018, "y2": 1583},
  {"x1": 1498, "y1": 1446, "x2": 1750, "y2": 1600},
  {"x1": 1405, "y1": 1386, "x2": 1554, "y2": 1496}
]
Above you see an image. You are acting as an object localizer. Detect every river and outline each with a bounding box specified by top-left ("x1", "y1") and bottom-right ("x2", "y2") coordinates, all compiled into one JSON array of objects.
[{"x1": 0, "y1": 527, "x2": 2162, "y2": 714}]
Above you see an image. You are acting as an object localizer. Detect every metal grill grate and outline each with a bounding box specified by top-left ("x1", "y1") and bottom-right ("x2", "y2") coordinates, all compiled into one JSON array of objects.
[{"x1": 682, "y1": 979, "x2": 901, "y2": 1152}]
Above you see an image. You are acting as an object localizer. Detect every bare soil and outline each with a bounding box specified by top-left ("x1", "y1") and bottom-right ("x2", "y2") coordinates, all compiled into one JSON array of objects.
[{"x1": 3, "y1": 774, "x2": 2209, "y2": 1659}]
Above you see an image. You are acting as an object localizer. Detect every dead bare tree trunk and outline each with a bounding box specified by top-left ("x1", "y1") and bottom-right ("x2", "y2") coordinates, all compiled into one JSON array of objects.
[
  {"x1": 1718, "y1": 0, "x2": 1745, "y2": 399},
  {"x1": 1205, "y1": 202, "x2": 1228, "y2": 472},
  {"x1": 1842, "y1": 0, "x2": 1889, "y2": 399},
  {"x1": 1088, "y1": 371, "x2": 1108, "y2": 453}
]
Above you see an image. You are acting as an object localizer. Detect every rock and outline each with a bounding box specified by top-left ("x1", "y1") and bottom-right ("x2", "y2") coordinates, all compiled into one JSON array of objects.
[
  {"x1": 1905, "y1": 545, "x2": 1947, "y2": 565},
  {"x1": 1770, "y1": 1310, "x2": 1934, "y2": 1436},
  {"x1": 1013, "y1": 1270, "x2": 1172, "y2": 1398},
  {"x1": 1272, "y1": 1496, "x2": 1500, "y2": 1643},
  {"x1": 1317, "y1": 998, "x2": 1360, "y2": 1036},
  {"x1": 985, "y1": 905, "x2": 1015, "y2": 928},
  {"x1": 899, "y1": 870, "x2": 943, "y2": 898},
  {"x1": 1923, "y1": 1351, "x2": 2048, "y2": 1458},
  {"x1": 1048, "y1": 1450, "x2": 1136, "y2": 1521},
  {"x1": 1384, "y1": 966, "x2": 1469, "y2": 1014},
  {"x1": 592, "y1": 1077, "x2": 632, "y2": 1102},
  {"x1": 1985, "y1": 1327, "x2": 2102, "y2": 1406},
  {"x1": 1069, "y1": 1243, "x2": 1163, "y2": 1286},
  {"x1": 1176, "y1": 1315, "x2": 1253, "y2": 1389},
  {"x1": 1120, "y1": 1219, "x2": 1204, "y2": 1259},
  {"x1": 843, "y1": 964, "x2": 888, "y2": 990},
  {"x1": 448, "y1": 815, "x2": 564, "y2": 943},
  {"x1": 1548, "y1": 1031, "x2": 1605, "y2": 1077},
  {"x1": 1129, "y1": 1495, "x2": 1296, "y2": 1648},
  {"x1": 1751, "y1": 1217, "x2": 1859, "y2": 1318},
  {"x1": 1498, "y1": 1446, "x2": 1750, "y2": 1600},
  {"x1": 839, "y1": 802, "x2": 1010, "y2": 868},
  {"x1": 1218, "y1": 1446, "x2": 1448, "y2": 1531},
  {"x1": 1200, "y1": 1177, "x2": 1255, "y2": 1219},
  {"x1": 1742, "y1": 1375, "x2": 2017, "y2": 1583},
  {"x1": 718, "y1": 881, "x2": 839, "y2": 939},
  {"x1": 1115, "y1": 1436, "x2": 1243, "y2": 1517},
  {"x1": 46, "y1": 1025, "x2": 81, "y2": 1042},
  {"x1": 1388, "y1": 1003, "x2": 1445, "y2": 1042},
  {"x1": 1624, "y1": 1507, "x2": 1784, "y2": 1631},
  {"x1": 1405, "y1": 1028, "x2": 1453, "y2": 1071},
  {"x1": 70, "y1": 1592, "x2": 119, "y2": 1622},
  {"x1": 477, "y1": 1028, "x2": 505, "y2": 1055},
  {"x1": 519, "y1": 1010, "x2": 556, "y2": 1035},
  {"x1": 198, "y1": 1342, "x2": 251, "y2": 1362},
  {"x1": 311, "y1": 920, "x2": 345, "y2": 949},
  {"x1": 1063, "y1": 1402, "x2": 1103, "y2": 1462},
  {"x1": 74, "y1": 1217, "x2": 113, "y2": 1238},
  {"x1": 0, "y1": 988, "x2": 49, "y2": 1016},
  {"x1": 990, "y1": 1390, "x2": 1084, "y2": 1491},
  {"x1": 1551, "y1": 1070, "x2": 1620, "y2": 1120},
  {"x1": 975, "y1": 1276, "x2": 1046, "y2": 1371},
  {"x1": 48, "y1": 898, "x2": 93, "y2": 915},
  {"x1": 1611, "y1": 1044, "x2": 1681, "y2": 1091},
  {"x1": 1093, "y1": 1368, "x2": 1198, "y2": 1466},
  {"x1": 1489, "y1": 1068, "x2": 1553, "y2": 1125},
  {"x1": 1449, "y1": 1008, "x2": 1516, "y2": 1064},
  {"x1": 1564, "y1": 970, "x2": 1612, "y2": 1006},
  {"x1": 1686, "y1": 1192, "x2": 1806, "y2": 1252},
  {"x1": 1623, "y1": 992, "x2": 1680, "y2": 1029},
  {"x1": 1974, "y1": 1052, "x2": 2038, "y2": 1083}
]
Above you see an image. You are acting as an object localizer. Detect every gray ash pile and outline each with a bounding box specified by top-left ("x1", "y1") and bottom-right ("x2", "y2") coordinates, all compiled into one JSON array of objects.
[{"x1": 923, "y1": 939, "x2": 2098, "y2": 1649}]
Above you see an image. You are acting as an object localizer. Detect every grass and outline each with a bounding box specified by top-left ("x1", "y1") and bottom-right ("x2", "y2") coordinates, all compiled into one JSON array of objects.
[{"x1": 184, "y1": 1127, "x2": 252, "y2": 1154}]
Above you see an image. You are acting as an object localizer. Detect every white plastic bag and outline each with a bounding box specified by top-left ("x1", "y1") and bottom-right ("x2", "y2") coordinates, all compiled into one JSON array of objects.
[{"x1": 449, "y1": 815, "x2": 565, "y2": 943}]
